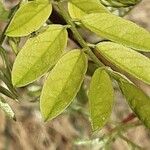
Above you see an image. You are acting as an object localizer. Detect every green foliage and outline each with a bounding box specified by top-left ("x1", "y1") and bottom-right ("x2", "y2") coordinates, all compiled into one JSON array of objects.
[
  {"x1": 119, "y1": 80, "x2": 150, "y2": 128},
  {"x1": 6, "y1": 1, "x2": 52, "y2": 37},
  {"x1": 0, "y1": 2, "x2": 9, "y2": 21},
  {"x1": 96, "y1": 42, "x2": 150, "y2": 85},
  {"x1": 0, "y1": 98, "x2": 15, "y2": 119},
  {"x1": 101, "y1": 0, "x2": 141, "y2": 6},
  {"x1": 68, "y1": 0, "x2": 109, "y2": 20},
  {"x1": 88, "y1": 68, "x2": 114, "y2": 131},
  {"x1": 81, "y1": 13, "x2": 150, "y2": 52},
  {"x1": 40, "y1": 50, "x2": 87, "y2": 121},
  {"x1": 12, "y1": 25, "x2": 68, "y2": 87},
  {"x1": 0, "y1": 85, "x2": 16, "y2": 99},
  {"x1": 0, "y1": 0, "x2": 150, "y2": 138}
]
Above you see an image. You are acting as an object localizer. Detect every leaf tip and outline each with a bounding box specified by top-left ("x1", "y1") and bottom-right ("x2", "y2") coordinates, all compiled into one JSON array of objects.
[
  {"x1": 41, "y1": 111, "x2": 51, "y2": 122},
  {"x1": 91, "y1": 121, "x2": 104, "y2": 132},
  {"x1": 43, "y1": 117, "x2": 49, "y2": 122},
  {"x1": 92, "y1": 125, "x2": 99, "y2": 132}
]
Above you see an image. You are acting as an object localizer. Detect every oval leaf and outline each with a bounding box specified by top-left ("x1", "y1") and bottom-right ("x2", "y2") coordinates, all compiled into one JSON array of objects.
[
  {"x1": 40, "y1": 50, "x2": 87, "y2": 121},
  {"x1": 68, "y1": 0, "x2": 109, "y2": 20},
  {"x1": 6, "y1": 1, "x2": 52, "y2": 37},
  {"x1": 81, "y1": 13, "x2": 150, "y2": 52},
  {"x1": 88, "y1": 68, "x2": 114, "y2": 131},
  {"x1": 119, "y1": 81, "x2": 150, "y2": 128},
  {"x1": 96, "y1": 42, "x2": 150, "y2": 85},
  {"x1": 12, "y1": 25, "x2": 68, "y2": 87}
]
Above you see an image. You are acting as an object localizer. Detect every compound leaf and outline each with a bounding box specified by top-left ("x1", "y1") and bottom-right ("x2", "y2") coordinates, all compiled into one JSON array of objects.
[
  {"x1": 96, "y1": 42, "x2": 150, "y2": 85},
  {"x1": 12, "y1": 25, "x2": 68, "y2": 87},
  {"x1": 6, "y1": 0, "x2": 52, "y2": 37},
  {"x1": 88, "y1": 68, "x2": 114, "y2": 131},
  {"x1": 81, "y1": 13, "x2": 150, "y2": 52},
  {"x1": 40, "y1": 50, "x2": 87, "y2": 121}
]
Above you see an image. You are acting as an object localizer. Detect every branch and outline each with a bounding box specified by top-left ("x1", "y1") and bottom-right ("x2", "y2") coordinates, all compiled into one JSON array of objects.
[
  {"x1": 49, "y1": 7, "x2": 81, "y2": 47},
  {"x1": 122, "y1": 113, "x2": 136, "y2": 123},
  {"x1": 56, "y1": 1, "x2": 104, "y2": 67}
]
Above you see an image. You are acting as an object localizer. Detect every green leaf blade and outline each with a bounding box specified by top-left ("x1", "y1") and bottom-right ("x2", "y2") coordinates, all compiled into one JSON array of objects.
[
  {"x1": 96, "y1": 42, "x2": 150, "y2": 85},
  {"x1": 88, "y1": 68, "x2": 114, "y2": 131},
  {"x1": 81, "y1": 13, "x2": 150, "y2": 52},
  {"x1": 119, "y1": 81, "x2": 150, "y2": 128},
  {"x1": 12, "y1": 25, "x2": 68, "y2": 87},
  {"x1": 40, "y1": 50, "x2": 88, "y2": 121},
  {"x1": 6, "y1": 1, "x2": 52, "y2": 37},
  {"x1": 68, "y1": 0, "x2": 109, "y2": 20},
  {"x1": 0, "y1": 99, "x2": 15, "y2": 119}
]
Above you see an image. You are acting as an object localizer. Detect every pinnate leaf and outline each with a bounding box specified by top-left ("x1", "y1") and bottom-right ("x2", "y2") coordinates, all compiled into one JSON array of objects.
[
  {"x1": 40, "y1": 50, "x2": 87, "y2": 121},
  {"x1": 12, "y1": 25, "x2": 68, "y2": 87}
]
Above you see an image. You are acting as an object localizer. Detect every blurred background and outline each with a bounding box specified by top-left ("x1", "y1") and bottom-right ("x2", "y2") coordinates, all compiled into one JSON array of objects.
[{"x1": 0, "y1": 0, "x2": 150, "y2": 149}]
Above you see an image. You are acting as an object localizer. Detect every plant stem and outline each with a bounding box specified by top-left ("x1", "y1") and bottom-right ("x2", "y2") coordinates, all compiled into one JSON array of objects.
[
  {"x1": 0, "y1": 4, "x2": 19, "y2": 100},
  {"x1": 0, "y1": 46, "x2": 12, "y2": 77},
  {"x1": 122, "y1": 113, "x2": 136, "y2": 123},
  {"x1": 57, "y1": 1, "x2": 104, "y2": 67},
  {"x1": 0, "y1": 4, "x2": 19, "y2": 45},
  {"x1": 103, "y1": 121, "x2": 142, "y2": 149},
  {"x1": 56, "y1": 1, "x2": 131, "y2": 85},
  {"x1": 119, "y1": 134, "x2": 143, "y2": 149},
  {"x1": 56, "y1": 0, "x2": 141, "y2": 91},
  {"x1": 0, "y1": 71, "x2": 18, "y2": 99}
]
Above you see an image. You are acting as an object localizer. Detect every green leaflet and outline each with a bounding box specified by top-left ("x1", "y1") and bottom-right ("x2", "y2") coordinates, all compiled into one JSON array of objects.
[
  {"x1": 12, "y1": 25, "x2": 68, "y2": 87},
  {"x1": 88, "y1": 68, "x2": 114, "y2": 131},
  {"x1": 0, "y1": 2, "x2": 9, "y2": 21},
  {"x1": 0, "y1": 99, "x2": 15, "y2": 119},
  {"x1": 68, "y1": 0, "x2": 109, "y2": 20},
  {"x1": 81, "y1": 13, "x2": 150, "y2": 52},
  {"x1": 119, "y1": 80, "x2": 150, "y2": 128},
  {"x1": 102, "y1": 0, "x2": 139, "y2": 6},
  {"x1": 0, "y1": 85, "x2": 16, "y2": 99},
  {"x1": 40, "y1": 50, "x2": 87, "y2": 121},
  {"x1": 96, "y1": 42, "x2": 150, "y2": 85},
  {"x1": 6, "y1": 1, "x2": 52, "y2": 37},
  {"x1": 114, "y1": 0, "x2": 140, "y2": 5}
]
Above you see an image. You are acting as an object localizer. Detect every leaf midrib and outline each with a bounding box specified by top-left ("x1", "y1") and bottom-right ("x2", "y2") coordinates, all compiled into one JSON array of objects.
[
  {"x1": 7, "y1": 1, "x2": 50, "y2": 33},
  {"x1": 70, "y1": 0, "x2": 103, "y2": 14},
  {"x1": 14, "y1": 28, "x2": 65, "y2": 86},
  {"x1": 97, "y1": 45, "x2": 150, "y2": 84},
  {"x1": 82, "y1": 15, "x2": 150, "y2": 51},
  {"x1": 45, "y1": 52, "x2": 85, "y2": 120}
]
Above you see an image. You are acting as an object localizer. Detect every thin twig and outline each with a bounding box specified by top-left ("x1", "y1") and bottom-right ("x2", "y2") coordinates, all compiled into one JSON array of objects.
[
  {"x1": 56, "y1": 1, "x2": 104, "y2": 67},
  {"x1": 122, "y1": 113, "x2": 136, "y2": 123},
  {"x1": 119, "y1": 134, "x2": 144, "y2": 150}
]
